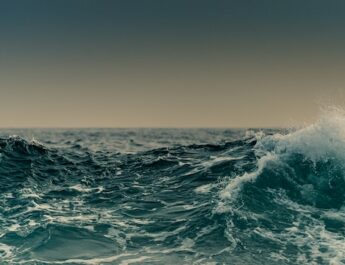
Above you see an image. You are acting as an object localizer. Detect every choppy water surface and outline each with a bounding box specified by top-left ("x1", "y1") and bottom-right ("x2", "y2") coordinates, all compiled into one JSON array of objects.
[{"x1": 1, "y1": 111, "x2": 345, "y2": 264}]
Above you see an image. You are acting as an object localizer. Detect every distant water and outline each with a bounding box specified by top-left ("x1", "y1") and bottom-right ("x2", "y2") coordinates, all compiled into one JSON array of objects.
[{"x1": 1, "y1": 112, "x2": 345, "y2": 264}]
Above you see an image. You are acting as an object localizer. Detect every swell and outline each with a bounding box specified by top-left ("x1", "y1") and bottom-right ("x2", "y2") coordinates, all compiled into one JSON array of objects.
[{"x1": 0, "y1": 133, "x2": 250, "y2": 264}]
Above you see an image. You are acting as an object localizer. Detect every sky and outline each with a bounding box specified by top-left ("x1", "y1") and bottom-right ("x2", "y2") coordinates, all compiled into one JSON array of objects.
[{"x1": 1, "y1": 0, "x2": 345, "y2": 128}]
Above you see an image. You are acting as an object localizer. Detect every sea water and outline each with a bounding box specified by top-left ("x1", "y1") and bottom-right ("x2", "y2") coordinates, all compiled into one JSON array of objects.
[{"x1": 0, "y1": 109, "x2": 345, "y2": 264}]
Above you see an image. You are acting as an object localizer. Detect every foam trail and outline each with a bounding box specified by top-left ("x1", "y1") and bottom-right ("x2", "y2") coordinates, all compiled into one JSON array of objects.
[{"x1": 220, "y1": 152, "x2": 277, "y2": 200}]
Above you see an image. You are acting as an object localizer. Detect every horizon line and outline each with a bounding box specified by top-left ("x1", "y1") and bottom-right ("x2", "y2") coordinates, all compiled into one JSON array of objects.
[{"x1": 0, "y1": 126, "x2": 289, "y2": 130}]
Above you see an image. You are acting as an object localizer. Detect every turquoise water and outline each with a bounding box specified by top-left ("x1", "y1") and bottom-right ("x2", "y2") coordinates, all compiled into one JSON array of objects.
[{"x1": 0, "y1": 113, "x2": 345, "y2": 264}]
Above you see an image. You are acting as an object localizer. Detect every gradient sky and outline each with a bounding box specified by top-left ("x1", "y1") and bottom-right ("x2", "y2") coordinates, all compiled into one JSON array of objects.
[{"x1": 1, "y1": 0, "x2": 345, "y2": 128}]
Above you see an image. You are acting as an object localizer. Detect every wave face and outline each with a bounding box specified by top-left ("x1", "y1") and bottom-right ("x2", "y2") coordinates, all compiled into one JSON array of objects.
[{"x1": 1, "y1": 115, "x2": 345, "y2": 264}]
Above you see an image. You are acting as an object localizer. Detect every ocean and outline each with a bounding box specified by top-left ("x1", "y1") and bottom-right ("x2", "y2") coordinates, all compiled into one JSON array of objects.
[{"x1": 1, "y1": 113, "x2": 345, "y2": 264}]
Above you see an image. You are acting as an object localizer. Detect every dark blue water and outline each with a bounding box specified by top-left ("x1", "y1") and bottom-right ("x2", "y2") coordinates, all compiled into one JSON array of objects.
[{"x1": 0, "y1": 121, "x2": 345, "y2": 264}]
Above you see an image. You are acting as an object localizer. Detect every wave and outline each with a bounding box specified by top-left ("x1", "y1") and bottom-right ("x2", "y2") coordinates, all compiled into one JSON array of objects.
[
  {"x1": 220, "y1": 106, "x2": 345, "y2": 209},
  {"x1": 216, "y1": 107, "x2": 345, "y2": 264}
]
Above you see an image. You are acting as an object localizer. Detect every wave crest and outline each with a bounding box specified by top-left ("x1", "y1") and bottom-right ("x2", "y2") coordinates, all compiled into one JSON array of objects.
[{"x1": 0, "y1": 135, "x2": 47, "y2": 157}]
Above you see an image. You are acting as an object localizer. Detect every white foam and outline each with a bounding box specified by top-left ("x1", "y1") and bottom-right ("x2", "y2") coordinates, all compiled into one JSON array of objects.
[
  {"x1": 0, "y1": 243, "x2": 14, "y2": 259},
  {"x1": 195, "y1": 183, "x2": 214, "y2": 194},
  {"x1": 7, "y1": 223, "x2": 20, "y2": 232},
  {"x1": 245, "y1": 130, "x2": 266, "y2": 140},
  {"x1": 119, "y1": 256, "x2": 151, "y2": 265},
  {"x1": 22, "y1": 253, "x2": 135, "y2": 265},
  {"x1": 259, "y1": 106, "x2": 345, "y2": 162},
  {"x1": 69, "y1": 184, "x2": 104, "y2": 193}
]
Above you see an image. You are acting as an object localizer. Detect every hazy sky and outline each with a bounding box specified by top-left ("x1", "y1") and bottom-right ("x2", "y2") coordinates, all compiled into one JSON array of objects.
[{"x1": 1, "y1": 0, "x2": 345, "y2": 128}]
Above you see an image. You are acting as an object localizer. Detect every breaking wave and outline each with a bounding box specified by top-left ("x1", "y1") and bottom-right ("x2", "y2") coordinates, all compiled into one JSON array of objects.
[{"x1": 218, "y1": 107, "x2": 345, "y2": 264}]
